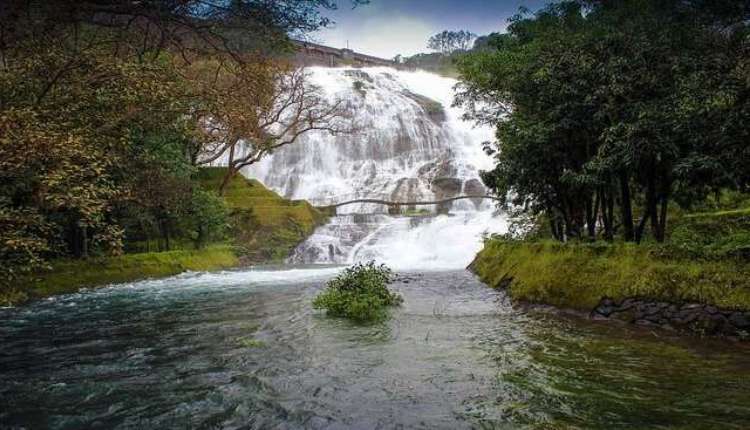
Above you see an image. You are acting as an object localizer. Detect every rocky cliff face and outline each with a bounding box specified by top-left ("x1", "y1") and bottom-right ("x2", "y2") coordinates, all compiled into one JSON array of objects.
[{"x1": 246, "y1": 67, "x2": 492, "y2": 213}]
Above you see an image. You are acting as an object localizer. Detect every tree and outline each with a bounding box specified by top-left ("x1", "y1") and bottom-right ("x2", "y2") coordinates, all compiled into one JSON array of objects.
[
  {"x1": 456, "y1": 0, "x2": 750, "y2": 243},
  {"x1": 427, "y1": 30, "x2": 477, "y2": 54},
  {"x1": 189, "y1": 58, "x2": 348, "y2": 194},
  {"x1": 0, "y1": 0, "x2": 364, "y2": 293},
  {"x1": 0, "y1": 0, "x2": 369, "y2": 62}
]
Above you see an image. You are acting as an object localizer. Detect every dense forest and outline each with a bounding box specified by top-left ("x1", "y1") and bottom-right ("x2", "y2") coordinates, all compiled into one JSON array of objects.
[
  {"x1": 0, "y1": 1, "x2": 357, "y2": 293},
  {"x1": 455, "y1": 0, "x2": 750, "y2": 243}
]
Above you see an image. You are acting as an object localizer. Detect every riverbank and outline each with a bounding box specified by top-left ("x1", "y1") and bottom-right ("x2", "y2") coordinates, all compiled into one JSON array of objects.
[
  {"x1": 4, "y1": 168, "x2": 328, "y2": 306},
  {"x1": 2, "y1": 246, "x2": 240, "y2": 306},
  {"x1": 470, "y1": 209, "x2": 750, "y2": 338}
]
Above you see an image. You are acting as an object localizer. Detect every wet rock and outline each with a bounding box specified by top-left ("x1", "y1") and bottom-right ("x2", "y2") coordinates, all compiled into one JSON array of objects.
[
  {"x1": 617, "y1": 298, "x2": 636, "y2": 310},
  {"x1": 610, "y1": 308, "x2": 637, "y2": 323},
  {"x1": 343, "y1": 69, "x2": 373, "y2": 83},
  {"x1": 729, "y1": 312, "x2": 750, "y2": 329},
  {"x1": 664, "y1": 304, "x2": 679, "y2": 318},
  {"x1": 463, "y1": 179, "x2": 486, "y2": 196},
  {"x1": 402, "y1": 90, "x2": 446, "y2": 123},
  {"x1": 431, "y1": 177, "x2": 462, "y2": 195},
  {"x1": 682, "y1": 303, "x2": 703, "y2": 310},
  {"x1": 595, "y1": 305, "x2": 617, "y2": 317},
  {"x1": 674, "y1": 309, "x2": 700, "y2": 325},
  {"x1": 591, "y1": 312, "x2": 610, "y2": 321},
  {"x1": 642, "y1": 303, "x2": 663, "y2": 316},
  {"x1": 588, "y1": 297, "x2": 749, "y2": 339}
]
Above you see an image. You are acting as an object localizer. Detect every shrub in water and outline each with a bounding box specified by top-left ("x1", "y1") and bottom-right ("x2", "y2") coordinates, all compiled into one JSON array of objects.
[{"x1": 312, "y1": 261, "x2": 403, "y2": 322}]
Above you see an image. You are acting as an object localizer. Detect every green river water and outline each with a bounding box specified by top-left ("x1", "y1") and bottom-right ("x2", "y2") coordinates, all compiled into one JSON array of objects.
[{"x1": 1, "y1": 268, "x2": 749, "y2": 429}]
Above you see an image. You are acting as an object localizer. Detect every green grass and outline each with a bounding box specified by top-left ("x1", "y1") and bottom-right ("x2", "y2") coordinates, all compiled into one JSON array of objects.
[
  {"x1": 196, "y1": 167, "x2": 328, "y2": 262},
  {"x1": 470, "y1": 239, "x2": 750, "y2": 312},
  {"x1": 5, "y1": 245, "x2": 239, "y2": 306},
  {"x1": 472, "y1": 203, "x2": 750, "y2": 312},
  {"x1": 667, "y1": 207, "x2": 750, "y2": 260}
]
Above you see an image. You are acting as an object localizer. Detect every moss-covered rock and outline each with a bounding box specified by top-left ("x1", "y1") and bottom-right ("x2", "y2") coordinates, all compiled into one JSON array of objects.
[{"x1": 402, "y1": 90, "x2": 446, "y2": 123}]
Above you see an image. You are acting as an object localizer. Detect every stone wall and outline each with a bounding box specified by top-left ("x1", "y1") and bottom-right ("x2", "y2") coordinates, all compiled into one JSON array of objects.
[{"x1": 592, "y1": 297, "x2": 750, "y2": 338}]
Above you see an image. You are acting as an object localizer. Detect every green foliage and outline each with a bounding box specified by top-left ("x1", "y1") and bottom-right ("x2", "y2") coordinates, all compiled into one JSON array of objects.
[
  {"x1": 403, "y1": 52, "x2": 460, "y2": 77},
  {"x1": 0, "y1": 0, "x2": 350, "y2": 299},
  {"x1": 185, "y1": 189, "x2": 229, "y2": 249},
  {"x1": 471, "y1": 238, "x2": 750, "y2": 312},
  {"x1": 456, "y1": 1, "x2": 750, "y2": 243},
  {"x1": 313, "y1": 262, "x2": 403, "y2": 322}
]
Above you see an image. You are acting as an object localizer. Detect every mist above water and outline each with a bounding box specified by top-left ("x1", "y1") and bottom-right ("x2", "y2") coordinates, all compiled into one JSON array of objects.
[{"x1": 246, "y1": 67, "x2": 507, "y2": 269}]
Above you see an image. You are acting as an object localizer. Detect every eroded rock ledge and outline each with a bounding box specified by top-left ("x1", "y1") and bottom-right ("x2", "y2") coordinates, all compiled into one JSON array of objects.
[{"x1": 592, "y1": 298, "x2": 750, "y2": 337}]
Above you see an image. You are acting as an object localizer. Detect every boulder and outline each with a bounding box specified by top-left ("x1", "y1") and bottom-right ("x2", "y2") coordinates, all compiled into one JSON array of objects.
[{"x1": 728, "y1": 312, "x2": 750, "y2": 329}]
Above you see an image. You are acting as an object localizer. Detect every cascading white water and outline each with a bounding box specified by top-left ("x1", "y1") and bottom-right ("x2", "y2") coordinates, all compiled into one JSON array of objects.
[{"x1": 247, "y1": 66, "x2": 507, "y2": 270}]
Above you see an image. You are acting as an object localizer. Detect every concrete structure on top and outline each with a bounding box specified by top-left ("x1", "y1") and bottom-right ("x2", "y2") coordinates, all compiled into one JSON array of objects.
[{"x1": 291, "y1": 40, "x2": 405, "y2": 68}]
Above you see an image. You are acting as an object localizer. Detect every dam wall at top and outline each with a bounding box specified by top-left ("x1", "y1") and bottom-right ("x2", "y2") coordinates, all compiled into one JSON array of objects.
[{"x1": 291, "y1": 40, "x2": 408, "y2": 69}]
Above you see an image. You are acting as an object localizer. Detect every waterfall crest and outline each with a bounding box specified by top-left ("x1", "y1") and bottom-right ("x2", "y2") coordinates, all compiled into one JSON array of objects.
[{"x1": 246, "y1": 67, "x2": 507, "y2": 270}]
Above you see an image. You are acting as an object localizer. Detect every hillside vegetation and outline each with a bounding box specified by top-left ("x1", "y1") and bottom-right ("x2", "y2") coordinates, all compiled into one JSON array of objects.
[
  {"x1": 196, "y1": 167, "x2": 328, "y2": 263},
  {"x1": 4, "y1": 168, "x2": 328, "y2": 306}
]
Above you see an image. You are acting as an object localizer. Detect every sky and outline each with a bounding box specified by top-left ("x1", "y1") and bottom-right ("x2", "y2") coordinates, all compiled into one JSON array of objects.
[{"x1": 311, "y1": 0, "x2": 548, "y2": 59}]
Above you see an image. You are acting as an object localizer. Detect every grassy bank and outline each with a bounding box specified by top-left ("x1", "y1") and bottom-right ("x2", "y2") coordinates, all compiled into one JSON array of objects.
[
  {"x1": 196, "y1": 167, "x2": 328, "y2": 262},
  {"x1": 4, "y1": 245, "x2": 239, "y2": 306},
  {"x1": 471, "y1": 208, "x2": 750, "y2": 312},
  {"x1": 5, "y1": 168, "x2": 329, "y2": 306}
]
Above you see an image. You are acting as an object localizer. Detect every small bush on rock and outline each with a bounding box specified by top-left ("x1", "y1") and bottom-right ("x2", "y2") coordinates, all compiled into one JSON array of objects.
[{"x1": 313, "y1": 261, "x2": 403, "y2": 322}]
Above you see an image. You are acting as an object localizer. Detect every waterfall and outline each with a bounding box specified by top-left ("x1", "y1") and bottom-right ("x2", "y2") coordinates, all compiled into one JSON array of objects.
[{"x1": 246, "y1": 66, "x2": 507, "y2": 270}]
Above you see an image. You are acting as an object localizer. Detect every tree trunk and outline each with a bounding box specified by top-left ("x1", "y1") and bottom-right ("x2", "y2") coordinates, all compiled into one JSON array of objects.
[
  {"x1": 549, "y1": 216, "x2": 559, "y2": 241},
  {"x1": 600, "y1": 188, "x2": 614, "y2": 241},
  {"x1": 195, "y1": 224, "x2": 205, "y2": 249},
  {"x1": 635, "y1": 210, "x2": 650, "y2": 244},
  {"x1": 164, "y1": 221, "x2": 170, "y2": 251},
  {"x1": 619, "y1": 171, "x2": 634, "y2": 241},
  {"x1": 657, "y1": 195, "x2": 668, "y2": 243},
  {"x1": 646, "y1": 170, "x2": 661, "y2": 243},
  {"x1": 605, "y1": 189, "x2": 615, "y2": 241},
  {"x1": 159, "y1": 219, "x2": 171, "y2": 251},
  {"x1": 81, "y1": 224, "x2": 88, "y2": 258},
  {"x1": 586, "y1": 192, "x2": 599, "y2": 241},
  {"x1": 218, "y1": 167, "x2": 236, "y2": 196}
]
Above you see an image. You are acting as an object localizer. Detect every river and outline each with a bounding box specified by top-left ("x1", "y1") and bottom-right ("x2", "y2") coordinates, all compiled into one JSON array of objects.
[{"x1": 2, "y1": 267, "x2": 750, "y2": 429}]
